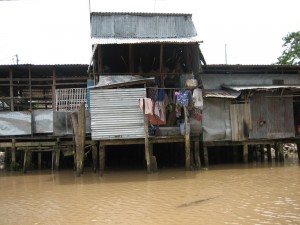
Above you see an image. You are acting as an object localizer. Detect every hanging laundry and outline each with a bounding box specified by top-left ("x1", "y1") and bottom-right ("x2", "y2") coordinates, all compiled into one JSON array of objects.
[
  {"x1": 138, "y1": 98, "x2": 153, "y2": 115},
  {"x1": 193, "y1": 88, "x2": 203, "y2": 109},
  {"x1": 176, "y1": 90, "x2": 192, "y2": 107}
]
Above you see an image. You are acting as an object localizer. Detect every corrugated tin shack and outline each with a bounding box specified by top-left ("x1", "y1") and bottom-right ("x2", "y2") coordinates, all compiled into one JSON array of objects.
[
  {"x1": 88, "y1": 12, "x2": 206, "y2": 173},
  {"x1": 201, "y1": 65, "x2": 300, "y2": 164}
]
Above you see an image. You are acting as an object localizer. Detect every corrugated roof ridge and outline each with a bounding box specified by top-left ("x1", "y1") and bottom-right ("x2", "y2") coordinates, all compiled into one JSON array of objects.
[{"x1": 90, "y1": 11, "x2": 192, "y2": 17}]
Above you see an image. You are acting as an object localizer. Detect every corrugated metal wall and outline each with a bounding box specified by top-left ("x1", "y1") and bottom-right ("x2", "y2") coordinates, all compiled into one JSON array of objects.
[
  {"x1": 90, "y1": 88, "x2": 146, "y2": 140},
  {"x1": 91, "y1": 14, "x2": 197, "y2": 38}
]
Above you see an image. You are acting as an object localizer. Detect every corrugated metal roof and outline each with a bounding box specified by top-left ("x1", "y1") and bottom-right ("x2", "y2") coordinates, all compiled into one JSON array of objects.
[
  {"x1": 223, "y1": 85, "x2": 300, "y2": 91},
  {"x1": 204, "y1": 89, "x2": 241, "y2": 98},
  {"x1": 91, "y1": 37, "x2": 202, "y2": 45},
  {"x1": 90, "y1": 13, "x2": 197, "y2": 39}
]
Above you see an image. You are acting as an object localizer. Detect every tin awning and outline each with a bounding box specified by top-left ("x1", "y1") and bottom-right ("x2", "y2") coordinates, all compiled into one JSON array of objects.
[
  {"x1": 222, "y1": 85, "x2": 300, "y2": 91},
  {"x1": 204, "y1": 89, "x2": 241, "y2": 98}
]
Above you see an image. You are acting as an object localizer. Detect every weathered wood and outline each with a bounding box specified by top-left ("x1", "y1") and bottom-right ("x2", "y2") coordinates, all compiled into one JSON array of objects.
[
  {"x1": 149, "y1": 143, "x2": 158, "y2": 172},
  {"x1": 11, "y1": 139, "x2": 16, "y2": 171},
  {"x1": 260, "y1": 144, "x2": 265, "y2": 162},
  {"x1": 144, "y1": 102, "x2": 151, "y2": 173},
  {"x1": 274, "y1": 143, "x2": 279, "y2": 162},
  {"x1": 266, "y1": 144, "x2": 272, "y2": 163},
  {"x1": 243, "y1": 143, "x2": 248, "y2": 163},
  {"x1": 92, "y1": 141, "x2": 98, "y2": 173},
  {"x1": 38, "y1": 152, "x2": 42, "y2": 169},
  {"x1": 52, "y1": 69, "x2": 56, "y2": 110},
  {"x1": 77, "y1": 102, "x2": 86, "y2": 175},
  {"x1": 297, "y1": 142, "x2": 300, "y2": 161},
  {"x1": 184, "y1": 106, "x2": 191, "y2": 170},
  {"x1": 9, "y1": 69, "x2": 14, "y2": 111},
  {"x1": 99, "y1": 143, "x2": 106, "y2": 176},
  {"x1": 23, "y1": 151, "x2": 32, "y2": 173},
  {"x1": 194, "y1": 140, "x2": 201, "y2": 169},
  {"x1": 55, "y1": 150, "x2": 60, "y2": 170},
  {"x1": 203, "y1": 145, "x2": 209, "y2": 167},
  {"x1": 278, "y1": 142, "x2": 284, "y2": 162}
]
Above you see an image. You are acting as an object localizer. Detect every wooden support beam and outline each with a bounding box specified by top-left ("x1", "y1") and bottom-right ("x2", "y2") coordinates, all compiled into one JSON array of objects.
[
  {"x1": 260, "y1": 144, "x2": 265, "y2": 162},
  {"x1": 278, "y1": 143, "x2": 284, "y2": 162},
  {"x1": 55, "y1": 150, "x2": 60, "y2": 170},
  {"x1": 11, "y1": 139, "x2": 16, "y2": 171},
  {"x1": 194, "y1": 140, "x2": 201, "y2": 169},
  {"x1": 149, "y1": 143, "x2": 158, "y2": 172},
  {"x1": 23, "y1": 150, "x2": 32, "y2": 173},
  {"x1": 243, "y1": 143, "x2": 248, "y2": 163},
  {"x1": 183, "y1": 106, "x2": 191, "y2": 170},
  {"x1": 144, "y1": 102, "x2": 151, "y2": 173},
  {"x1": 297, "y1": 142, "x2": 300, "y2": 161},
  {"x1": 9, "y1": 69, "x2": 14, "y2": 111},
  {"x1": 52, "y1": 68, "x2": 56, "y2": 110},
  {"x1": 266, "y1": 144, "x2": 272, "y2": 163},
  {"x1": 274, "y1": 143, "x2": 279, "y2": 162},
  {"x1": 203, "y1": 145, "x2": 209, "y2": 167},
  {"x1": 92, "y1": 141, "x2": 98, "y2": 173},
  {"x1": 38, "y1": 152, "x2": 42, "y2": 170},
  {"x1": 99, "y1": 143, "x2": 106, "y2": 176}
]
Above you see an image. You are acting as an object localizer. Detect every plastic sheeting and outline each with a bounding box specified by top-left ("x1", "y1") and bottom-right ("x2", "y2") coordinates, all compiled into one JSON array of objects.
[{"x1": 0, "y1": 111, "x2": 31, "y2": 136}]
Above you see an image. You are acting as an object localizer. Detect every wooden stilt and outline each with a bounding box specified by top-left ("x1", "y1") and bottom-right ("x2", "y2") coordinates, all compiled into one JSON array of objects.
[
  {"x1": 203, "y1": 145, "x2": 209, "y2": 167},
  {"x1": 260, "y1": 144, "x2": 265, "y2": 162},
  {"x1": 23, "y1": 151, "x2": 31, "y2": 173},
  {"x1": 297, "y1": 142, "x2": 300, "y2": 162},
  {"x1": 194, "y1": 140, "x2": 201, "y2": 169},
  {"x1": 266, "y1": 144, "x2": 272, "y2": 163},
  {"x1": 55, "y1": 150, "x2": 60, "y2": 170},
  {"x1": 150, "y1": 144, "x2": 158, "y2": 172},
  {"x1": 274, "y1": 143, "x2": 279, "y2": 162},
  {"x1": 71, "y1": 103, "x2": 86, "y2": 177},
  {"x1": 11, "y1": 139, "x2": 16, "y2": 171},
  {"x1": 183, "y1": 106, "x2": 191, "y2": 170},
  {"x1": 52, "y1": 151, "x2": 55, "y2": 170},
  {"x1": 143, "y1": 99, "x2": 151, "y2": 173},
  {"x1": 243, "y1": 143, "x2": 248, "y2": 163},
  {"x1": 99, "y1": 143, "x2": 106, "y2": 176},
  {"x1": 278, "y1": 143, "x2": 284, "y2": 162},
  {"x1": 38, "y1": 152, "x2": 42, "y2": 170},
  {"x1": 92, "y1": 141, "x2": 98, "y2": 173}
]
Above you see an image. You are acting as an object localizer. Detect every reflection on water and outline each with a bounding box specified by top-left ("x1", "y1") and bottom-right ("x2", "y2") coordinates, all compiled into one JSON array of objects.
[{"x1": 0, "y1": 155, "x2": 299, "y2": 225}]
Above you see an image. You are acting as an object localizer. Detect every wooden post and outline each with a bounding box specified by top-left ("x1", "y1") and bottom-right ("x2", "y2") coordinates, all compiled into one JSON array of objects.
[
  {"x1": 297, "y1": 142, "x2": 300, "y2": 161},
  {"x1": 55, "y1": 150, "x2": 60, "y2": 170},
  {"x1": 260, "y1": 144, "x2": 265, "y2": 162},
  {"x1": 144, "y1": 103, "x2": 151, "y2": 173},
  {"x1": 150, "y1": 143, "x2": 158, "y2": 172},
  {"x1": 71, "y1": 102, "x2": 86, "y2": 176},
  {"x1": 243, "y1": 143, "x2": 248, "y2": 163},
  {"x1": 266, "y1": 144, "x2": 272, "y2": 163},
  {"x1": 203, "y1": 144, "x2": 209, "y2": 167},
  {"x1": 184, "y1": 106, "x2": 191, "y2": 170},
  {"x1": 278, "y1": 143, "x2": 284, "y2": 162},
  {"x1": 194, "y1": 140, "x2": 201, "y2": 169},
  {"x1": 23, "y1": 151, "x2": 31, "y2": 173},
  {"x1": 92, "y1": 141, "x2": 98, "y2": 173},
  {"x1": 274, "y1": 143, "x2": 279, "y2": 162},
  {"x1": 38, "y1": 152, "x2": 42, "y2": 170},
  {"x1": 11, "y1": 139, "x2": 16, "y2": 171},
  {"x1": 99, "y1": 143, "x2": 106, "y2": 176},
  {"x1": 52, "y1": 68, "x2": 56, "y2": 110},
  {"x1": 9, "y1": 69, "x2": 14, "y2": 111}
]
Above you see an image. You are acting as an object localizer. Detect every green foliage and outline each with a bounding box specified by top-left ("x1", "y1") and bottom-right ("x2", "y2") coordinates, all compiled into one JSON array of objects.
[{"x1": 277, "y1": 31, "x2": 300, "y2": 65}]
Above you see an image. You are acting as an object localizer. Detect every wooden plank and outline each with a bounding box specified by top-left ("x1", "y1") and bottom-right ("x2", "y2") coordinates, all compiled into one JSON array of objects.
[
  {"x1": 144, "y1": 100, "x2": 151, "y2": 173},
  {"x1": 230, "y1": 103, "x2": 251, "y2": 141}
]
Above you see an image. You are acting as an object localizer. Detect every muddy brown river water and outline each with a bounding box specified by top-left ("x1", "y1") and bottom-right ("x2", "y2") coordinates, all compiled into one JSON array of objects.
[{"x1": 0, "y1": 155, "x2": 299, "y2": 225}]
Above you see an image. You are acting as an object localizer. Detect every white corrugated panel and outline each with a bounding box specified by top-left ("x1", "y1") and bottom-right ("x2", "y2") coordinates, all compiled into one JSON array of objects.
[{"x1": 90, "y1": 88, "x2": 146, "y2": 140}]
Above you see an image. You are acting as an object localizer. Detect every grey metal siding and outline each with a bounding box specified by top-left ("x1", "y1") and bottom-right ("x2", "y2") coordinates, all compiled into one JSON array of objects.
[
  {"x1": 90, "y1": 88, "x2": 146, "y2": 140},
  {"x1": 91, "y1": 14, "x2": 197, "y2": 38}
]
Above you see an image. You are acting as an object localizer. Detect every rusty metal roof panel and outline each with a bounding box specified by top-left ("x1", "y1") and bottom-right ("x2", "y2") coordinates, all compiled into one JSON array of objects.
[{"x1": 91, "y1": 13, "x2": 197, "y2": 39}]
